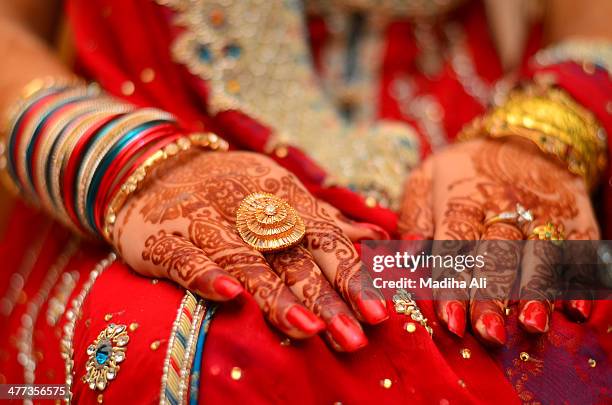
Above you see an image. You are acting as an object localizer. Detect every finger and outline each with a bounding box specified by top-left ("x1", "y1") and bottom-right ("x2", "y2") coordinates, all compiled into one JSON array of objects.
[
  {"x1": 195, "y1": 222, "x2": 325, "y2": 339},
  {"x1": 398, "y1": 158, "x2": 434, "y2": 239},
  {"x1": 518, "y1": 231, "x2": 564, "y2": 334},
  {"x1": 470, "y1": 224, "x2": 523, "y2": 346},
  {"x1": 563, "y1": 237, "x2": 599, "y2": 322},
  {"x1": 430, "y1": 197, "x2": 484, "y2": 338},
  {"x1": 141, "y1": 231, "x2": 243, "y2": 300},
  {"x1": 318, "y1": 200, "x2": 389, "y2": 242},
  {"x1": 302, "y1": 217, "x2": 389, "y2": 325},
  {"x1": 266, "y1": 246, "x2": 368, "y2": 352}
]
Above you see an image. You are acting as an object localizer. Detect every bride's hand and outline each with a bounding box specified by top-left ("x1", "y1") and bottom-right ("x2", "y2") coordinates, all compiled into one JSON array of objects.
[
  {"x1": 113, "y1": 150, "x2": 389, "y2": 351},
  {"x1": 398, "y1": 137, "x2": 599, "y2": 346}
]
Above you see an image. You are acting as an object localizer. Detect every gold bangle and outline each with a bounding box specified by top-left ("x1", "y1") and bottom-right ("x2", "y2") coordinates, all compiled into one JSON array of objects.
[
  {"x1": 459, "y1": 86, "x2": 607, "y2": 190},
  {"x1": 103, "y1": 132, "x2": 228, "y2": 242}
]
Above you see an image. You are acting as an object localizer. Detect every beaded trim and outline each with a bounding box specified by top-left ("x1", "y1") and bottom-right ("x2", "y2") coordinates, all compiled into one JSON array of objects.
[
  {"x1": 19, "y1": 238, "x2": 80, "y2": 388},
  {"x1": 60, "y1": 252, "x2": 116, "y2": 404},
  {"x1": 534, "y1": 39, "x2": 612, "y2": 74},
  {"x1": 159, "y1": 292, "x2": 206, "y2": 405}
]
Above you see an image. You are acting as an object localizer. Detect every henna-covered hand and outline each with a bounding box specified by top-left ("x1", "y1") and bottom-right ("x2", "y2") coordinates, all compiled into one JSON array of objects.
[
  {"x1": 398, "y1": 137, "x2": 599, "y2": 346},
  {"x1": 114, "y1": 151, "x2": 389, "y2": 351}
]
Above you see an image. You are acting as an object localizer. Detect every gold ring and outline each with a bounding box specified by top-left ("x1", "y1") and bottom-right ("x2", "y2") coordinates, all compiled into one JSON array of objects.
[
  {"x1": 236, "y1": 192, "x2": 306, "y2": 252},
  {"x1": 528, "y1": 222, "x2": 565, "y2": 245},
  {"x1": 484, "y1": 203, "x2": 534, "y2": 229}
]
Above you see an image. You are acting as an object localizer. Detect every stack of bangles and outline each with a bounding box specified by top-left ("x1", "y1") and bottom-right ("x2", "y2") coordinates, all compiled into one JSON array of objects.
[
  {"x1": 0, "y1": 76, "x2": 228, "y2": 242},
  {"x1": 459, "y1": 84, "x2": 607, "y2": 191}
]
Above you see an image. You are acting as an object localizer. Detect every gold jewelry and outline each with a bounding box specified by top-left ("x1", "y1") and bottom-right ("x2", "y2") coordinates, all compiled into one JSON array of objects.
[
  {"x1": 484, "y1": 203, "x2": 534, "y2": 230},
  {"x1": 236, "y1": 192, "x2": 306, "y2": 252},
  {"x1": 76, "y1": 109, "x2": 175, "y2": 233},
  {"x1": 528, "y1": 222, "x2": 565, "y2": 245},
  {"x1": 103, "y1": 132, "x2": 228, "y2": 242},
  {"x1": 459, "y1": 86, "x2": 607, "y2": 191}
]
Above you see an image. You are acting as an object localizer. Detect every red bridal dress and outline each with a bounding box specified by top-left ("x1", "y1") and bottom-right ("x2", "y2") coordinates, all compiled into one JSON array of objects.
[{"x1": 0, "y1": 0, "x2": 610, "y2": 404}]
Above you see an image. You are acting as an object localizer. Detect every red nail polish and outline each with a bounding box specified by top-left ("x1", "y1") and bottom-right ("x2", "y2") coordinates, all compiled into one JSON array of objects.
[
  {"x1": 286, "y1": 306, "x2": 325, "y2": 335},
  {"x1": 446, "y1": 301, "x2": 466, "y2": 338},
  {"x1": 479, "y1": 312, "x2": 506, "y2": 345},
  {"x1": 328, "y1": 313, "x2": 368, "y2": 352},
  {"x1": 356, "y1": 290, "x2": 389, "y2": 324},
  {"x1": 520, "y1": 301, "x2": 549, "y2": 333},
  {"x1": 212, "y1": 276, "x2": 243, "y2": 299},
  {"x1": 567, "y1": 300, "x2": 591, "y2": 321}
]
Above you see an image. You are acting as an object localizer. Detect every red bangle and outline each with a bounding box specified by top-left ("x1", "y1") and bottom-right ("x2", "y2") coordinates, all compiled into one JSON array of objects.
[
  {"x1": 11, "y1": 92, "x2": 64, "y2": 186},
  {"x1": 100, "y1": 133, "x2": 186, "y2": 233},
  {"x1": 93, "y1": 123, "x2": 179, "y2": 232},
  {"x1": 29, "y1": 102, "x2": 79, "y2": 198},
  {"x1": 62, "y1": 113, "x2": 126, "y2": 230}
]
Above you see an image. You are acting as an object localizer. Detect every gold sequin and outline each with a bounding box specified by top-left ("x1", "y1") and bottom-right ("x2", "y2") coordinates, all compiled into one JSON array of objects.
[
  {"x1": 458, "y1": 379, "x2": 466, "y2": 388},
  {"x1": 129, "y1": 323, "x2": 139, "y2": 332},
  {"x1": 380, "y1": 378, "x2": 392, "y2": 389},
  {"x1": 274, "y1": 146, "x2": 288, "y2": 158},
  {"x1": 280, "y1": 338, "x2": 291, "y2": 346},
  {"x1": 588, "y1": 358, "x2": 597, "y2": 368},
  {"x1": 504, "y1": 307, "x2": 511, "y2": 316},
  {"x1": 519, "y1": 352, "x2": 530, "y2": 362},
  {"x1": 231, "y1": 366, "x2": 243, "y2": 380},
  {"x1": 460, "y1": 348, "x2": 471, "y2": 359},
  {"x1": 104, "y1": 314, "x2": 113, "y2": 321},
  {"x1": 151, "y1": 279, "x2": 159, "y2": 285},
  {"x1": 150, "y1": 340, "x2": 161, "y2": 350},
  {"x1": 140, "y1": 68, "x2": 156, "y2": 83},
  {"x1": 365, "y1": 196, "x2": 377, "y2": 208},
  {"x1": 121, "y1": 81, "x2": 135, "y2": 96},
  {"x1": 405, "y1": 322, "x2": 417, "y2": 333},
  {"x1": 97, "y1": 394, "x2": 104, "y2": 403}
]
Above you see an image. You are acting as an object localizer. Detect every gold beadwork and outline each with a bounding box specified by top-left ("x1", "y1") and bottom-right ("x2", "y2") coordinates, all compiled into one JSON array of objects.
[
  {"x1": 236, "y1": 193, "x2": 306, "y2": 252},
  {"x1": 588, "y1": 358, "x2": 597, "y2": 368},
  {"x1": 61, "y1": 253, "x2": 116, "y2": 402},
  {"x1": 519, "y1": 352, "x2": 530, "y2": 362},
  {"x1": 230, "y1": 367, "x2": 243, "y2": 381},
  {"x1": 460, "y1": 348, "x2": 471, "y2": 359},
  {"x1": 104, "y1": 314, "x2": 113, "y2": 322},
  {"x1": 129, "y1": 323, "x2": 139, "y2": 332},
  {"x1": 150, "y1": 340, "x2": 161, "y2": 351},
  {"x1": 380, "y1": 378, "x2": 392, "y2": 389},
  {"x1": 405, "y1": 322, "x2": 417, "y2": 333},
  {"x1": 84, "y1": 324, "x2": 130, "y2": 391},
  {"x1": 97, "y1": 394, "x2": 104, "y2": 403},
  {"x1": 458, "y1": 379, "x2": 466, "y2": 388},
  {"x1": 393, "y1": 289, "x2": 433, "y2": 337}
]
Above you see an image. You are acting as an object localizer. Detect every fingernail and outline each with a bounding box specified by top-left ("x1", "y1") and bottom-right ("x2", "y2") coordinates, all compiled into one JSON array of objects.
[
  {"x1": 212, "y1": 276, "x2": 243, "y2": 299},
  {"x1": 519, "y1": 301, "x2": 549, "y2": 333},
  {"x1": 567, "y1": 300, "x2": 591, "y2": 321},
  {"x1": 356, "y1": 290, "x2": 389, "y2": 324},
  {"x1": 328, "y1": 313, "x2": 368, "y2": 351},
  {"x1": 446, "y1": 301, "x2": 466, "y2": 337},
  {"x1": 286, "y1": 306, "x2": 325, "y2": 334},
  {"x1": 476, "y1": 312, "x2": 506, "y2": 345}
]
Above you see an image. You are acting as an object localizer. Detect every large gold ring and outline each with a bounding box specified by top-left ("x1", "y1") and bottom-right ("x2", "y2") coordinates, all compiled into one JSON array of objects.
[
  {"x1": 484, "y1": 203, "x2": 534, "y2": 229},
  {"x1": 236, "y1": 192, "x2": 306, "y2": 253},
  {"x1": 528, "y1": 222, "x2": 565, "y2": 245}
]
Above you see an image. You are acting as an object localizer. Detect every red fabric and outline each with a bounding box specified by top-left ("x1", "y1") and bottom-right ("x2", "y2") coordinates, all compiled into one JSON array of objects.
[{"x1": 0, "y1": 0, "x2": 610, "y2": 404}]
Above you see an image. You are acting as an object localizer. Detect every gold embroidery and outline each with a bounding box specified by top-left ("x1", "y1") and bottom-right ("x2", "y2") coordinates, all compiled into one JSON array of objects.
[{"x1": 157, "y1": 0, "x2": 420, "y2": 208}]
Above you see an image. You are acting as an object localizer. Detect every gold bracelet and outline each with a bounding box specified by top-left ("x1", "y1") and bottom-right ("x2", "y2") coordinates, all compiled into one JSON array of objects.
[
  {"x1": 459, "y1": 86, "x2": 607, "y2": 190},
  {"x1": 103, "y1": 132, "x2": 229, "y2": 242}
]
